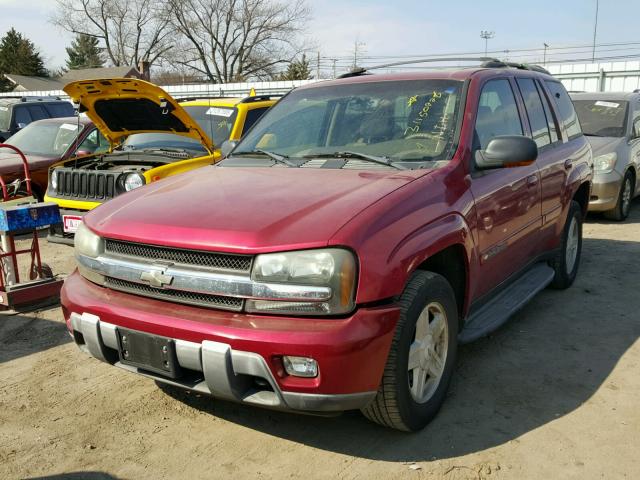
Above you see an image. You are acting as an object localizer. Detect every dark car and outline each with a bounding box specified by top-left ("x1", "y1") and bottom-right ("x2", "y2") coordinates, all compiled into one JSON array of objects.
[
  {"x1": 0, "y1": 116, "x2": 105, "y2": 199},
  {"x1": 63, "y1": 61, "x2": 592, "y2": 431},
  {"x1": 0, "y1": 96, "x2": 75, "y2": 142}
]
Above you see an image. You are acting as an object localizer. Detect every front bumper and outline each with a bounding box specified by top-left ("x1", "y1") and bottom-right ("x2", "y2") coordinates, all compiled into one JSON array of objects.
[
  {"x1": 589, "y1": 171, "x2": 622, "y2": 212},
  {"x1": 62, "y1": 271, "x2": 399, "y2": 413},
  {"x1": 47, "y1": 208, "x2": 87, "y2": 246}
]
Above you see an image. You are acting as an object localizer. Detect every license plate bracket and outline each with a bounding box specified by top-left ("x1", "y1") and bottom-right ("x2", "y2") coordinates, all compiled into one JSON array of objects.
[
  {"x1": 116, "y1": 328, "x2": 182, "y2": 379},
  {"x1": 62, "y1": 215, "x2": 82, "y2": 233}
]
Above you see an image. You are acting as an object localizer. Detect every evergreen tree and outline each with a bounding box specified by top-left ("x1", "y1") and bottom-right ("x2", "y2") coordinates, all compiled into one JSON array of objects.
[
  {"x1": 277, "y1": 54, "x2": 312, "y2": 80},
  {"x1": 65, "y1": 33, "x2": 104, "y2": 70},
  {"x1": 0, "y1": 29, "x2": 48, "y2": 91}
]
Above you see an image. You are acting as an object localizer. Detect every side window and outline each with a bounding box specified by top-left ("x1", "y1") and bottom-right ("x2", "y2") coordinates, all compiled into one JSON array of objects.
[
  {"x1": 27, "y1": 105, "x2": 48, "y2": 121},
  {"x1": 536, "y1": 81, "x2": 559, "y2": 143},
  {"x1": 46, "y1": 103, "x2": 75, "y2": 118},
  {"x1": 242, "y1": 107, "x2": 269, "y2": 135},
  {"x1": 516, "y1": 78, "x2": 551, "y2": 148},
  {"x1": 545, "y1": 81, "x2": 582, "y2": 140},
  {"x1": 13, "y1": 106, "x2": 31, "y2": 128},
  {"x1": 632, "y1": 103, "x2": 640, "y2": 138},
  {"x1": 77, "y1": 128, "x2": 108, "y2": 154},
  {"x1": 475, "y1": 79, "x2": 523, "y2": 150}
]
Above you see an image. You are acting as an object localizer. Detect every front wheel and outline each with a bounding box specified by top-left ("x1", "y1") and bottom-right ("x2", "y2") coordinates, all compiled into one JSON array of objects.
[
  {"x1": 550, "y1": 200, "x2": 583, "y2": 289},
  {"x1": 604, "y1": 171, "x2": 634, "y2": 221},
  {"x1": 361, "y1": 271, "x2": 458, "y2": 431}
]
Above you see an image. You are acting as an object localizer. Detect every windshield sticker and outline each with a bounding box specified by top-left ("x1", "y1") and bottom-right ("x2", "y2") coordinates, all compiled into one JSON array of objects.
[
  {"x1": 595, "y1": 101, "x2": 620, "y2": 108},
  {"x1": 206, "y1": 107, "x2": 234, "y2": 117},
  {"x1": 404, "y1": 91, "x2": 443, "y2": 136},
  {"x1": 60, "y1": 123, "x2": 80, "y2": 131}
]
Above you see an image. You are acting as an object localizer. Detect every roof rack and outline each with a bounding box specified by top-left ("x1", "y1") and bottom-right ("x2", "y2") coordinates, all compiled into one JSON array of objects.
[
  {"x1": 338, "y1": 57, "x2": 551, "y2": 78},
  {"x1": 0, "y1": 95, "x2": 63, "y2": 102},
  {"x1": 238, "y1": 94, "x2": 284, "y2": 104},
  {"x1": 176, "y1": 96, "x2": 230, "y2": 103}
]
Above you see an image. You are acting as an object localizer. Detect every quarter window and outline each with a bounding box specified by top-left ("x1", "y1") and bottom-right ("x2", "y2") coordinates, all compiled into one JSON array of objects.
[
  {"x1": 516, "y1": 78, "x2": 551, "y2": 148},
  {"x1": 545, "y1": 81, "x2": 582, "y2": 140},
  {"x1": 475, "y1": 79, "x2": 523, "y2": 150}
]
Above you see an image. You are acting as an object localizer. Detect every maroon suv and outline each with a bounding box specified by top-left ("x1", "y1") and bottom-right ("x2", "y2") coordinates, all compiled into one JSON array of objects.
[{"x1": 62, "y1": 62, "x2": 592, "y2": 431}]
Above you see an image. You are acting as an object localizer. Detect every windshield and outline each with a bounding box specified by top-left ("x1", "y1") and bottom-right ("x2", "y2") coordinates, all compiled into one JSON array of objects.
[
  {"x1": 573, "y1": 99, "x2": 629, "y2": 137},
  {"x1": 6, "y1": 121, "x2": 81, "y2": 155},
  {"x1": 231, "y1": 80, "x2": 462, "y2": 167},
  {"x1": 123, "y1": 133, "x2": 208, "y2": 153}
]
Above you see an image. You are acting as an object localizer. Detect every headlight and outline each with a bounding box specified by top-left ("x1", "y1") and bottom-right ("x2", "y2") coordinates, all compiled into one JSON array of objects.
[
  {"x1": 247, "y1": 248, "x2": 357, "y2": 315},
  {"x1": 594, "y1": 152, "x2": 617, "y2": 173},
  {"x1": 123, "y1": 172, "x2": 146, "y2": 192},
  {"x1": 50, "y1": 170, "x2": 58, "y2": 191},
  {"x1": 74, "y1": 221, "x2": 104, "y2": 258}
]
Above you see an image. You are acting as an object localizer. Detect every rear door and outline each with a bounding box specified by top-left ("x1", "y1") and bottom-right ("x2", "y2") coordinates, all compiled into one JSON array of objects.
[{"x1": 469, "y1": 77, "x2": 542, "y2": 297}]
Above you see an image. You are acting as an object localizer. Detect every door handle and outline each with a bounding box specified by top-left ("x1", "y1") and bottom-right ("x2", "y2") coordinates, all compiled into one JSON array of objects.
[
  {"x1": 564, "y1": 159, "x2": 573, "y2": 170},
  {"x1": 527, "y1": 174, "x2": 539, "y2": 187}
]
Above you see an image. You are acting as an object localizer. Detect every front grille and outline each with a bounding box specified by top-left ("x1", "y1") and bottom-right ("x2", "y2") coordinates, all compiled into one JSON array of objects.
[
  {"x1": 105, "y1": 239, "x2": 252, "y2": 273},
  {"x1": 105, "y1": 277, "x2": 244, "y2": 311},
  {"x1": 55, "y1": 168, "x2": 118, "y2": 200}
]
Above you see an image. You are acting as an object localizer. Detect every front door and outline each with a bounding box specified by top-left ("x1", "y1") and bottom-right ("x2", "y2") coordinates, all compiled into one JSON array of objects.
[{"x1": 468, "y1": 78, "x2": 542, "y2": 298}]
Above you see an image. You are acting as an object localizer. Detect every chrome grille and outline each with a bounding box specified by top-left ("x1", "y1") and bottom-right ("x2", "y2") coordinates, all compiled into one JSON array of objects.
[
  {"x1": 105, "y1": 277, "x2": 244, "y2": 311},
  {"x1": 104, "y1": 239, "x2": 252, "y2": 273}
]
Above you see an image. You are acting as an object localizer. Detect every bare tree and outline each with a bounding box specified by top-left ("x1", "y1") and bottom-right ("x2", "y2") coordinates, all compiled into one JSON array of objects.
[
  {"x1": 166, "y1": 0, "x2": 310, "y2": 83},
  {"x1": 52, "y1": 0, "x2": 174, "y2": 68}
]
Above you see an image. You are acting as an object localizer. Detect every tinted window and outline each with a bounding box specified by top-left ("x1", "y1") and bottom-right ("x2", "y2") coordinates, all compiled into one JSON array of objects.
[
  {"x1": 572, "y1": 100, "x2": 629, "y2": 138},
  {"x1": 475, "y1": 79, "x2": 523, "y2": 150},
  {"x1": 27, "y1": 105, "x2": 48, "y2": 121},
  {"x1": 242, "y1": 107, "x2": 269, "y2": 134},
  {"x1": 46, "y1": 102, "x2": 75, "y2": 117},
  {"x1": 13, "y1": 106, "x2": 31, "y2": 127},
  {"x1": 545, "y1": 81, "x2": 582, "y2": 139},
  {"x1": 517, "y1": 78, "x2": 551, "y2": 148},
  {"x1": 537, "y1": 82, "x2": 559, "y2": 143}
]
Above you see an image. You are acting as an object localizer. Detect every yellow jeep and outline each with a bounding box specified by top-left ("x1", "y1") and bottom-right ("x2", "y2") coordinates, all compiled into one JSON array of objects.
[{"x1": 44, "y1": 78, "x2": 277, "y2": 244}]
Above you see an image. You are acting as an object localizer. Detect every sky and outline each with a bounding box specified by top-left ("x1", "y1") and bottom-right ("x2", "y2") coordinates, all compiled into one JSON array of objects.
[{"x1": 0, "y1": 0, "x2": 639, "y2": 74}]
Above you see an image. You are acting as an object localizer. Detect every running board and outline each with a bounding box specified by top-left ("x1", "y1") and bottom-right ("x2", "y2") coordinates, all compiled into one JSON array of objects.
[{"x1": 458, "y1": 264, "x2": 555, "y2": 344}]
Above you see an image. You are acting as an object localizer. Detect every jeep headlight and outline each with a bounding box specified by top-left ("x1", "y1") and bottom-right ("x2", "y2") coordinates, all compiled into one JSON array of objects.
[
  {"x1": 123, "y1": 172, "x2": 146, "y2": 192},
  {"x1": 246, "y1": 248, "x2": 357, "y2": 315},
  {"x1": 594, "y1": 152, "x2": 617, "y2": 173},
  {"x1": 74, "y1": 222, "x2": 104, "y2": 258}
]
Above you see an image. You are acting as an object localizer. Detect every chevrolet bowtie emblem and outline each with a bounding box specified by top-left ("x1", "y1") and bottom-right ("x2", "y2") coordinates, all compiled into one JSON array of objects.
[{"x1": 140, "y1": 267, "x2": 174, "y2": 288}]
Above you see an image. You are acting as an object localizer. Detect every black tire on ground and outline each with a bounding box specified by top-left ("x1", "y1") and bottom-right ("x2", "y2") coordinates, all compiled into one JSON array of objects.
[
  {"x1": 361, "y1": 271, "x2": 458, "y2": 431},
  {"x1": 550, "y1": 200, "x2": 583, "y2": 289},
  {"x1": 604, "y1": 171, "x2": 634, "y2": 221}
]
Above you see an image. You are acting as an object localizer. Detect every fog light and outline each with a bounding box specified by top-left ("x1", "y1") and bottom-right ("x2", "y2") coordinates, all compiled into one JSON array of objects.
[{"x1": 282, "y1": 356, "x2": 318, "y2": 378}]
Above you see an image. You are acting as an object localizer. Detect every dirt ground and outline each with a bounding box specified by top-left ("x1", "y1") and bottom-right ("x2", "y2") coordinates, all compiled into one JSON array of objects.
[{"x1": 1, "y1": 203, "x2": 639, "y2": 480}]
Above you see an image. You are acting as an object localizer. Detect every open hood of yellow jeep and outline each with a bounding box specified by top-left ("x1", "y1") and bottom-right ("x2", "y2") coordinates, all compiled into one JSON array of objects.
[{"x1": 63, "y1": 78, "x2": 214, "y2": 152}]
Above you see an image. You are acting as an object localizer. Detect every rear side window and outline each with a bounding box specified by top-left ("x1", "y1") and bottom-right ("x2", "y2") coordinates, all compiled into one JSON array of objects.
[
  {"x1": 475, "y1": 79, "x2": 523, "y2": 150},
  {"x1": 242, "y1": 107, "x2": 269, "y2": 135},
  {"x1": 28, "y1": 105, "x2": 48, "y2": 121},
  {"x1": 545, "y1": 81, "x2": 582, "y2": 140},
  {"x1": 46, "y1": 102, "x2": 75, "y2": 118},
  {"x1": 516, "y1": 78, "x2": 551, "y2": 148}
]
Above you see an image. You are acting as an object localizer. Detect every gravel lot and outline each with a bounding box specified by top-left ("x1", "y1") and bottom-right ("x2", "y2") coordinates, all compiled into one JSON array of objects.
[{"x1": 1, "y1": 202, "x2": 639, "y2": 480}]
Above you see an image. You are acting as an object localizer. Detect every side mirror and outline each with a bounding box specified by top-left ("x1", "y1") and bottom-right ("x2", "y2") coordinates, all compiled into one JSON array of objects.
[
  {"x1": 220, "y1": 140, "x2": 237, "y2": 158},
  {"x1": 475, "y1": 135, "x2": 538, "y2": 169}
]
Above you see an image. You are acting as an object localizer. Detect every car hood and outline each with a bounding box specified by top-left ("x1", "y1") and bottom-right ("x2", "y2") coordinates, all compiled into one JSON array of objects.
[
  {"x1": 86, "y1": 166, "x2": 427, "y2": 253},
  {"x1": 63, "y1": 78, "x2": 214, "y2": 152},
  {"x1": 0, "y1": 151, "x2": 58, "y2": 176},
  {"x1": 585, "y1": 136, "x2": 625, "y2": 157}
]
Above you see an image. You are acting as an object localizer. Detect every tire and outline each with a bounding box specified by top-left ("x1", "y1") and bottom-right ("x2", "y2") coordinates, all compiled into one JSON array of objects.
[
  {"x1": 550, "y1": 200, "x2": 582, "y2": 289},
  {"x1": 604, "y1": 171, "x2": 634, "y2": 221},
  {"x1": 361, "y1": 271, "x2": 458, "y2": 431}
]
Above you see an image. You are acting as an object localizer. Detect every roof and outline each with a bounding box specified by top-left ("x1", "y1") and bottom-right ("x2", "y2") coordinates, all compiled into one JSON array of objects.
[
  {"x1": 0, "y1": 96, "x2": 67, "y2": 106},
  {"x1": 29, "y1": 116, "x2": 93, "y2": 126},
  {"x1": 61, "y1": 66, "x2": 141, "y2": 82},
  {"x1": 3, "y1": 74, "x2": 65, "y2": 91},
  {"x1": 570, "y1": 91, "x2": 640, "y2": 101}
]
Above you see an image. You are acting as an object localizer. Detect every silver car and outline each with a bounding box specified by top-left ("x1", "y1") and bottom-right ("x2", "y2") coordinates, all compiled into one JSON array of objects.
[{"x1": 571, "y1": 92, "x2": 640, "y2": 220}]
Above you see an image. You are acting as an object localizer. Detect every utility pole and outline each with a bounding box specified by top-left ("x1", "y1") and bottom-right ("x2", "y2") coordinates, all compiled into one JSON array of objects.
[
  {"x1": 353, "y1": 40, "x2": 366, "y2": 70},
  {"x1": 592, "y1": 0, "x2": 599, "y2": 61},
  {"x1": 480, "y1": 30, "x2": 495, "y2": 57},
  {"x1": 543, "y1": 43, "x2": 549, "y2": 65}
]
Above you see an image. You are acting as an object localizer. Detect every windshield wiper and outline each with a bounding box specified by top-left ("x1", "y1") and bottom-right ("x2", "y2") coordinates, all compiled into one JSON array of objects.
[
  {"x1": 232, "y1": 149, "x2": 300, "y2": 167},
  {"x1": 302, "y1": 151, "x2": 406, "y2": 170}
]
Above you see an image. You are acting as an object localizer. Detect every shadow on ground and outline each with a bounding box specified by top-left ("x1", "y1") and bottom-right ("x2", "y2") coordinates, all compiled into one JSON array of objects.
[
  {"x1": 159, "y1": 233, "x2": 640, "y2": 462},
  {"x1": 27, "y1": 473, "x2": 120, "y2": 480},
  {"x1": 0, "y1": 308, "x2": 70, "y2": 364}
]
